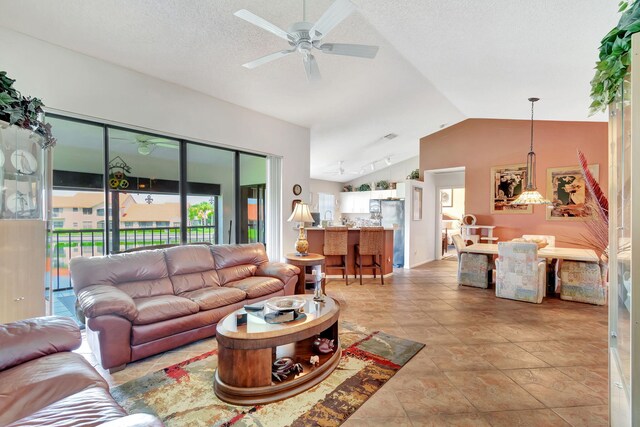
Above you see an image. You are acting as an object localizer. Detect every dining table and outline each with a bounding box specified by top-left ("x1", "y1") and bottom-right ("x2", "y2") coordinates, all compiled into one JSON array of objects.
[{"x1": 462, "y1": 243, "x2": 599, "y2": 262}]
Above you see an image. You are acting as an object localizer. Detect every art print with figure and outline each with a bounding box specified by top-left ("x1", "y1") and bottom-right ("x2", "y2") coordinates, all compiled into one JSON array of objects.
[
  {"x1": 546, "y1": 164, "x2": 599, "y2": 220},
  {"x1": 490, "y1": 164, "x2": 532, "y2": 214}
]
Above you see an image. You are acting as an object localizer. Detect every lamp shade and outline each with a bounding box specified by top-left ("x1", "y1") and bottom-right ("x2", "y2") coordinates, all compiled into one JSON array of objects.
[
  {"x1": 511, "y1": 190, "x2": 551, "y2": 205},
  {"x1": 287, "y1": 202, "x2": 314, "y2": 223}
]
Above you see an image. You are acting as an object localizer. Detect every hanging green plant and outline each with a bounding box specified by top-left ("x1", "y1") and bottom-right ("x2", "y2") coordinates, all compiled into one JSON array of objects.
[
  {"x1": 590, "y1": 0, "x2": 640, "y2": 114},
  {"x1": 0, "y1": 70, "x2": 56, "y2": 148}
]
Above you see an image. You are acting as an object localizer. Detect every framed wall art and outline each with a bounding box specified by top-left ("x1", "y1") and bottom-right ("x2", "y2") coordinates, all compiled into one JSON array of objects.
[
  {"x1": 490, "y1": 164, "x2": 532, "y2": 214},
  {"x1": 412, "y1": 186, "x2": 423, "y2": 221},
  {"x1": 440, "y1": 188, "x2": 453, "y2": 207},
  {"x1": 546, "y1": 164, "x2": 599, "y2": 221}
]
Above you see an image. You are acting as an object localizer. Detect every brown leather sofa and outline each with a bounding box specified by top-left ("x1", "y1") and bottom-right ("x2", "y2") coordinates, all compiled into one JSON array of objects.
[
  {"x1": 70, "y1": 243, "x2": 299, "y2": 371},
  {"x1": 0, "y1": 316, "x2": 163, "y2": 427}
]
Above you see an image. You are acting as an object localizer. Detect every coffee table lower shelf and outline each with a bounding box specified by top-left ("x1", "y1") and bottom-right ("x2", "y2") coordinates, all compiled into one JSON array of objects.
[{"x1": 213, "y1": 345, "x2": 341, "y2": 405}]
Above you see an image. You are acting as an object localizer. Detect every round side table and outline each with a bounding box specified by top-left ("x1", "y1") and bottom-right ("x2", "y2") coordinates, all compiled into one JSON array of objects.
[{"x1": 285, "y1": 253, "x2": 326, "y2": 295}]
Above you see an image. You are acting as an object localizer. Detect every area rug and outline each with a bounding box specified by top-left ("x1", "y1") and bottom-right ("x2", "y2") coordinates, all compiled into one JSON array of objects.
[{"x1": 111, "y1": 323, "x2": 424, "y2": 427}]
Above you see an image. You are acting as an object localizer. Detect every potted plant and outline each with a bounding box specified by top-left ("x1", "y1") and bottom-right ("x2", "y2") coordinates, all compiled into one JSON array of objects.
[
  {"x1": 358, "y1": 183, "x2": 371, "y2": 192},
  {"x1": 376, "y1": 180, "x2": 390, "y2": 190},
  {"x1": 407, "y1": 169, "x2": 420, "y2": 180},
  {"x1": 0, "y1": 71, "x2": 55, "y2": 148}
]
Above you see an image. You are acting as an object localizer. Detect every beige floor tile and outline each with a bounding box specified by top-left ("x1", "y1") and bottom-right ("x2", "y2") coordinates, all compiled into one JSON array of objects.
[
  {"x1": 552, "y1": 405, "x2": 609, "y2": 427},
  {"x1": 444, "y1": 325, "x2": 509, "y2": 344},
  {"x1": 514, "y1": 340, "x2": 608, "y2": 367},
  {"x1": 343, "y1": 416, "x2": 413, "y2": 427},
  {"x1": 395, "y1": 374, "x2": 476, "y2": 416},
  {"x1": 503, "y1": 367, "x2": 606, "y2": 407},
  {"x1": 557, "y1": 365, "x2": 608, "y2": 398},
  {"x1": 444, "y1": 370, "x2": 544, "y2": 412},
  {"x1": 473, "y1": 343, "x2": 549, "y2": 369},
  {"x1": 349, "y1": 389, "x2": 407, "y2": 419},
  {"x1": 483, "y1": 409, "x2": 571, "y2": 426},
  {"x1": 409, "y1": 413, "x2": 491, "y2": 427}
]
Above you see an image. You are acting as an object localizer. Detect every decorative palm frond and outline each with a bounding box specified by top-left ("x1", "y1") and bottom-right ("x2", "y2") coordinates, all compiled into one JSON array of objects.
[{"x1": 577, "y1": 150, "x2": 608, "y2": 223}]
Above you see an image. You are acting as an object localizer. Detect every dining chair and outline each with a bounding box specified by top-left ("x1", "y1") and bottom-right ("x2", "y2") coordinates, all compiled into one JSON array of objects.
[
  {"x1": 354, "y1": 227, "x2": 384, "y2": 285},
  {"x1": 556, "y1": 256, "x2": 607, "y2": 305},
  {"x1": 452, "y1": 234, "x2": 490, "y2": 288},
  {"x1": 323, "y1": 226, "x2": 349, "y2": 286},
  {"x1": 495, "y1": 242, "x2": 546, "y2": 303}
]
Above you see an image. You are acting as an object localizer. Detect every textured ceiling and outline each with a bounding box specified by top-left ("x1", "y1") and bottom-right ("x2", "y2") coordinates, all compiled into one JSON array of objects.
[{"x1": 0, "y1": 0, "x2": 619, "y2": 182}]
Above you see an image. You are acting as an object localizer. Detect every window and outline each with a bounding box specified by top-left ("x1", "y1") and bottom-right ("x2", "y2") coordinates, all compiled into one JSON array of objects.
[
  {"x1": 97, "y1": 220, "x2": 104, "y2": 228},
  {"x1": 52, "y1": 208, "x2": 62, "y2": 217},
  {"x1": 83, "y1": 208, "x2": 93, "y2": 215},
  {"x1": 72, "y1": 222, "x2": 78, "y2": 228},
  {"x1": 73, "y1": 208, "x2": 78, "y2": 212},
  {"x1": 318, "y1": 193, "x2": 336, "y2": 221},
  {"x1": 52, "y1": 220, "x2": 64, "y2": 229},
  {"x1": 124, "y1": 222, "x2": 134, "y2": 228},
  {"x1": 97, "y1": 208, "x2": 105, "y2": 216},
  {"x1": 138, "y1": 221, "x2": 153, "y2": 227},
  {"x1": 82, "y1": 221, "x2": 93, "y2": 229},
  {"x1": 156, "y1": 221, "x2": 169, "y2": 227}
]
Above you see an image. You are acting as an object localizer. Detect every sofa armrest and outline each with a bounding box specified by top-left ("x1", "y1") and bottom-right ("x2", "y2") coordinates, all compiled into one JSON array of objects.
[
  {"x1": 77, "y1": 285, "x2": 138, "y2": 322},
  {"x1": 98, "y1": 414, "x2": 164, "y2": 427},
  {"x1": 255, "y1": 262, "x2": 300, "y2": 284},
  {"x1": 0, "y1": 316, "x2": 80, "y2": 371}
]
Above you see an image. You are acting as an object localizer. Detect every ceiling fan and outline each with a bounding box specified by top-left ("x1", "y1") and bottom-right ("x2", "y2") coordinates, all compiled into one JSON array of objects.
[
  {"x1": 111, "y1": 134, "x2": 178, "y2": 156},
  {"x1": 324, "y1": 160, "x2": 361, "y2": 176},
  {"x1": 234, "y1": 0, "x2": 379, "y2": 81}
]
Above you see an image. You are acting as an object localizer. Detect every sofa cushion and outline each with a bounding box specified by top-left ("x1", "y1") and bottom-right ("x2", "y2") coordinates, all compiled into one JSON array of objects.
[
  {"x1": 226, "y1": 276, "x2": 284, "y2": 299},
  {"x1": 165, "y1": 245, "x2": 221, "y2": 293},
  {"x1": 0, "y1": 316, "x2": 81, "y2": 371},
  {"x1": 181, "y1": 286, "x2": 247, "y2": 311},
  {"x1": 6, "y1": 387, "x2": 126, "y2": 427},
  {"x1": 0, "y1": 352, "x2": 108, "y2": 426},
  {"x1": 133, "y1": 295, "x2": 200, "y2": 325},
  {"x1": 217, "y1": 264, "x2": 258, "y2": 285},
  {"x1": 117, "y1": 277, "x2": 175, "y2": 299},
  {"x1": 210, "y1": 243, "x2": 269, "y2": 269},
  {"x1": 70, "y1": 249, "x2": 170, "y2": 295}
]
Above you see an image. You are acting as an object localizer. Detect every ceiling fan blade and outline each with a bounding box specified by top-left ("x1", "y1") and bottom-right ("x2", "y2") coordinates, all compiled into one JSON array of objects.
[
  {"x1": 303, "y1": 54, "x2": 321, "y2": 82},
  {"x1": 242, "y1": 49, "x2": 295, "y2": 69},
  {"x1": 155, "y1": 142, "x2": 179, "y2": 149},
  {"x1": 310, "y1": 0, "x2": 356, "y2": 40},
  {"x1": 234, "y1": 9, "x2": 293, "y2": 42},
  {"x1": 320, "y1": 43, "x2": 379, "y2": 59}
]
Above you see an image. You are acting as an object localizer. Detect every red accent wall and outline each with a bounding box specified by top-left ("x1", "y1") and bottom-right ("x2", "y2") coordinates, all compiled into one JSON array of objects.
[{"x1": 420, "y1": 119, "x2": 608, "y2": 246}]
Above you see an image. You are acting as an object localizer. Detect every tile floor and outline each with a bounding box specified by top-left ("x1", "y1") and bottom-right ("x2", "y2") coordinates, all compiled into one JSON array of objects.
[{"x1": 76, "y1": 259, "x2": 609, "y2": 426}]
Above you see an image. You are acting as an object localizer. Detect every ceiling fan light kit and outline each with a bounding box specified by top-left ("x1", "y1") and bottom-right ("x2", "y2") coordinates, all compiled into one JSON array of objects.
[{"x1": 234, "y1": 0, "x2": 379, "y2": 82}]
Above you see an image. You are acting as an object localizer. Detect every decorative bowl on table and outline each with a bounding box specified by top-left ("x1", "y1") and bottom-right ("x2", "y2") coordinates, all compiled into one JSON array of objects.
[{"x1": 265, "y1": 296, "x2": 306, "y2": 312}]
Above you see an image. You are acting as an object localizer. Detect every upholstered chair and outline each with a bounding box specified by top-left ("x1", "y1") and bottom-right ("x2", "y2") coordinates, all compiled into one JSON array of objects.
[
  {"x1": 495, "y1": 242, "x2": 546, "y2": 303},
  {"x1": 452, "y1": 234, "x2": 490, "y2": 288},
  {"x1": 556, "y1": 257, "x2": 607, "y2": 305}
]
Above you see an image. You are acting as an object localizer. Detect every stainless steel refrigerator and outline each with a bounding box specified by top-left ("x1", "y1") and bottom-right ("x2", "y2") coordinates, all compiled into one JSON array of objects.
[{"x1": 371, "y1": 199, "x2": 405, "y2": 268}]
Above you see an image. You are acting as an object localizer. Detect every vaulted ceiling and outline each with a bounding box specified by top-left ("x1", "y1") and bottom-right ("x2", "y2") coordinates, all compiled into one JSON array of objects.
[{"x1": 0, "y1": 0, "x2": 619, "y2": 181}]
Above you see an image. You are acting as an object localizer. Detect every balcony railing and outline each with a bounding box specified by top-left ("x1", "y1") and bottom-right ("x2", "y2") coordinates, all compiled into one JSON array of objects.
[{"x1": 50, "y1": 225, "x2": 217, "y2": 291}]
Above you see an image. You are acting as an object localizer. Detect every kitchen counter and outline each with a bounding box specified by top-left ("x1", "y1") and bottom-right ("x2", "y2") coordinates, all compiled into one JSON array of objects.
[{"x1": 306, "y1": 228, "x2": 394, "y2": 277}]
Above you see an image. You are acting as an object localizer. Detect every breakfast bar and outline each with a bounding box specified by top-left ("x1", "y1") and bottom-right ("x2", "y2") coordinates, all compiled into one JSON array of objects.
[{"x1": 306, "y1": 228, "x2": 395, "y2": 277}]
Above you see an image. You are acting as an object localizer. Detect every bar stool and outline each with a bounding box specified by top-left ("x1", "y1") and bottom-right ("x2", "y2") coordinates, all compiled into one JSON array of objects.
[
  {"x1": 323, "y1": 226, "x2": 349, "y2": 285},
  {"x1": 355, "y1": 226, "x2": 384, "y2": 286}
]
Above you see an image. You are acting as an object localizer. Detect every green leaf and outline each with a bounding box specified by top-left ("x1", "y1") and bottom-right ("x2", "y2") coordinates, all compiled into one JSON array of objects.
[
  {"x1": 0, "y1": 92, "x2": 16, "y2": 106},
  {"x1": 619, "y1": 1, "x2": 629, "y2": 13}
]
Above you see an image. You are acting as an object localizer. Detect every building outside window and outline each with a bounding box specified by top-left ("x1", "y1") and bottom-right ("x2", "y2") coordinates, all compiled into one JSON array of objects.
[
  {"x1": 138, "y1": 221, "x2": 153, "y2": 227},
  {"x1": 52, "y1": 208, "x2": 62, "y2": 217},
  {"x1": 97, "y1": 208, "x2": 104, "y2": 216},
  {"x1": 83, "y1": 208, "x2": 93, "y2": 215},
  {"x1": 83, "y1": 221, "x2": 93, "y2": 229},
  {"x1": 156, "y1": 221, "x2": 170, "y2": 227},
  {"x1": 73, "y1": 208, "x2": 78, "y2": 212},
  {"x1": 52, "y1": 220, "x2": 64, "y2": 229}
]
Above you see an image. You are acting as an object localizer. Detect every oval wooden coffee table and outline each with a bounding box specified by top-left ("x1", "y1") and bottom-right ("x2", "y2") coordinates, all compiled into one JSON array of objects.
[{"x1": 214, "y1": 295, "x2": 341, "y2": 405}]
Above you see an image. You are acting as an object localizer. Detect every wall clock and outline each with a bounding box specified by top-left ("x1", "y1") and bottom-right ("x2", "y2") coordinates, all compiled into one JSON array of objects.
[{"x1": 293, "y1": 184, "x2": 302, "y2": 196}]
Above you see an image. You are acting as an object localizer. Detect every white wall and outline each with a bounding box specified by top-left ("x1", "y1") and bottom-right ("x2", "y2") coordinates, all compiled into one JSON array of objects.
[
  {"x1": 309, "y1": 179, "x2": 343, "y2": 219},
  {"x1": 428, "y1": 169, "x2": 465, "y2": 260},
  {"x1": 346, "y1": 156, "x2": 419, "y2": 188},
  {"x1": 404, "y1": 179, "x2": 432, "y2": 268},
  {"x1": 2, "y1": 27, "x2": 309, "y2": 258}
]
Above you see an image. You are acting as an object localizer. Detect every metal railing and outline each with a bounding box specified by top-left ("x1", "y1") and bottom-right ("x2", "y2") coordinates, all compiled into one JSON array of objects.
[{"x1": 50, "y1": 225, "x2": 217, "y2": 291}]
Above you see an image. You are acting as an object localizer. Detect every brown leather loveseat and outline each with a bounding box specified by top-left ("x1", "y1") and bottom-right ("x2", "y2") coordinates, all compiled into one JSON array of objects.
[
  {"x1": 70, "y1": 243, "x2": 299, "y2": 371},
  {"x1": 0, "y1": 316, "x2": 163, "y2": 427}
]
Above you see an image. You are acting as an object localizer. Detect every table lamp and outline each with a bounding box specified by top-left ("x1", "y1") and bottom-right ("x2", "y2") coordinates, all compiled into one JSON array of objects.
[{"x1": 287, "y1": 201, "x2": 314, "y2": 256}]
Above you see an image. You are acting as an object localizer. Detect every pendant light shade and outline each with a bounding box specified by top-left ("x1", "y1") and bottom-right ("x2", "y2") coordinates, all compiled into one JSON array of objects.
[{"x1": 511, "y1": 97, "x2": 551, "y2": 206}]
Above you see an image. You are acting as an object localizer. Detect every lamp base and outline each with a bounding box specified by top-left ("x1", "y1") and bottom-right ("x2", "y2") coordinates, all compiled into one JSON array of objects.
[{"x1": 295, "y1": 226, "x2": 309, "y2": 256}]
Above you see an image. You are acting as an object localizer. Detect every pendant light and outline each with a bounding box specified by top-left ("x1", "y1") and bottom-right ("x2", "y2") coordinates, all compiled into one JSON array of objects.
[{"x1": 511, "y1": 97, "x2": 551, "y2": 205}]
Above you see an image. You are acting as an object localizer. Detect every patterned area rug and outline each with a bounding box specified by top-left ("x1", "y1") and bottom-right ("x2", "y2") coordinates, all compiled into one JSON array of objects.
[{"x1": 111, "y1": 323, "x2": 424, "y2": 427}]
